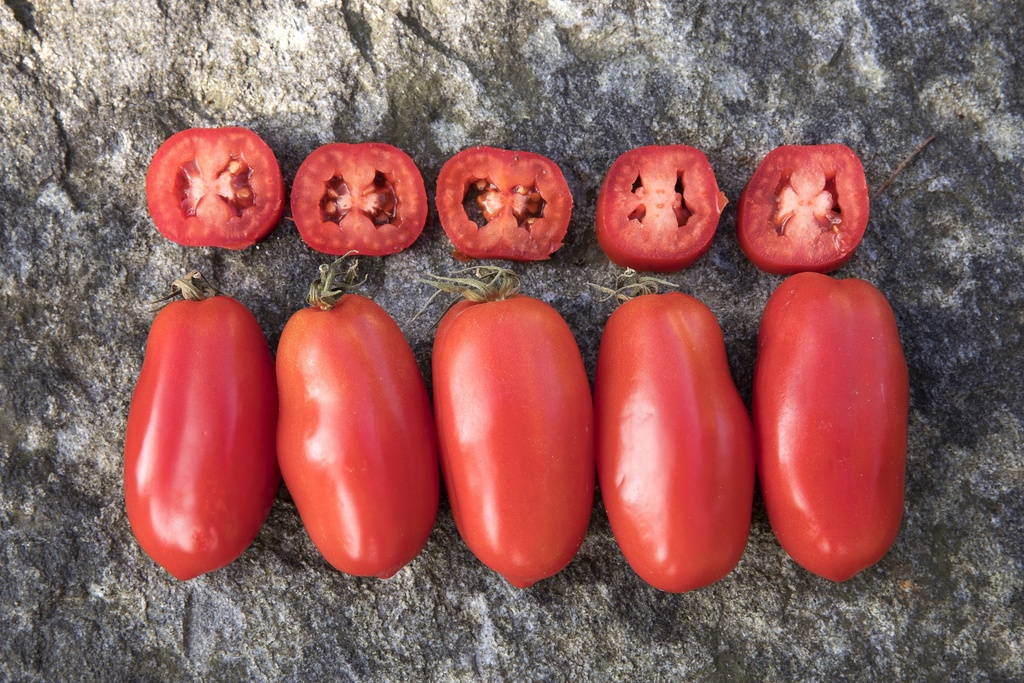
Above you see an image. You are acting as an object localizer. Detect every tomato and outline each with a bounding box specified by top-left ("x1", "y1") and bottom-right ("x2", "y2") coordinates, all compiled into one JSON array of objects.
[
  {"x1": 146, "y1": 127, "x2": 285, "y2": 249},
  {"x1": 124, "y1": 273, "x2": 280, "y2": 580},
  {"x1": 596, "y1": 146, "x2": 727, "y2": 272},
  {"x1": 435, "y1": 147, "x2": 573, "y2": 261},
  {"x1": 429, "y1": 270, "x2": 594, "y2": 587},
  {"x1": 276, "y1": 262, "x2": 439, "y2": 577},
  {"x1": 291, "y1": 142, "x2": 428, "y2": 256},
  {"x1": 754, "y1": 272, "x2": 908, "y2": 581},
  {"x1": 737, "y1": 144, "x2": 869, "y2": 274},
  {"x1": 594, "y1": 290, "x2": 755, "y2": 592}
]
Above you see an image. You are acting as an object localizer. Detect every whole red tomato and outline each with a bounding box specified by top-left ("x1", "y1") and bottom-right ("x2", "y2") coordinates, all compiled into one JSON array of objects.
[
  {"x1": 146, "y1": 127, "x2": 285, "y2": 249},
  {"x1": 430, "y1": 269, "x2": 594, "y2": 587},
  {"x1": 276, "y1": 261, "x2": 439, "y2": 577},
  {"x1": 596, "y1": 145, "x2": 727, "y2": 272},
  {"x1": 754, "y1": 272, "x2": 908, "y2": 581},
  {"x1": 595, "y1": 289, "x2": 755, "y2": 592},
  {"x1": 290, "y1": 142, "x2": 428, "y2": 256},
  {"x1": 435, "y1": 147, "x2": 573, "y2": 261},
  {"x1": 737, "y1": 144, "x2": 869, "y2": 274},
  {"x1": 124, "y1": 273, "x2": 280, "y2": 580}
]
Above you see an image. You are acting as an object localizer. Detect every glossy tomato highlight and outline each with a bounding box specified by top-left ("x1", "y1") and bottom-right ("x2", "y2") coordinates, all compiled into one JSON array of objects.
[
  {"x1": 754, "y1": 272, "x2": 908, "y2": 581},
  {"x1": 124, "y1": 273, "x2": 280, "y2": 580},
  {"x1": 435, "y1": 147, "x2": 573, "y2": 261},
  {"x1": 429, "y1": 269, "x2": 594, "y2": 587},
  {"x1": 737, "y1": 144, "x2": 869, "y2": 274},
  {"x1": 276, "y1": 261, "x2": 439, "y2": 577},
  {"x1": 291, "y1": 142, "x2": 428, "y2": 256},
  {"x1": 596, "y1": 145, "x2": 727, "y2": 272},
  {"x1": 595, "y1": 290, "x2": 754, "y2": 591},
  {"x1": 146, "y1": 127, "x2": 285, "y2": 249}
]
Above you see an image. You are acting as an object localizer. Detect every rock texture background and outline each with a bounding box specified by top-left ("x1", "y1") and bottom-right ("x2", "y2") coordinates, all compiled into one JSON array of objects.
[{"x1": 2, "y1": 0, "x2": 1022, "y2": 680}]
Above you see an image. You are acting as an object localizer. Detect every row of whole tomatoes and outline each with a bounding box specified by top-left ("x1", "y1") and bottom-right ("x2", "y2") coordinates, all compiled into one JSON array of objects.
[
  {"x1": 145, "y1": 127, "x2": 870, "y2": 275},
  {"x1": 127, "y1": 129, "x2": 908, "y2": 589}
]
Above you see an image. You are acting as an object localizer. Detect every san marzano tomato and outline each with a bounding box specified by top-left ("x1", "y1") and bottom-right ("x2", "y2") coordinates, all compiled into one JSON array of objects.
[
  {"x1": 596, "y1": 146, "x2": 727, "y2": 272},
  {"x1": 737, "y1": 144, "x2": 869, "y2": 274},
  {"x1": 435, "y1": 147, "x2": 573, "y2": 261},
  {"x1": 124, "y1": 273, "x2": 280, "y2": 580},
  {"x1": 429, "y1": 269, "x2": 594, "y2": 587},
  {"x1": 291, "y1": 143, "x2": 428, "y2": 256},
  {"x1": 754, "y1": 272, "x2": 908, "y2": 581},
  {"x1": 595, "y1": 288, "x2": 754, "y2": 592},
  {"x1": 146, "y1": 128, "x2": 285, "y2": 249},
  {"x1": 276, "y1": 261, "x2": 439, "y2": 577}
]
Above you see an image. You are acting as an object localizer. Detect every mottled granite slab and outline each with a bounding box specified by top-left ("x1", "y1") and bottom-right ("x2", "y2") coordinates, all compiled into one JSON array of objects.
[{"x1": 1, "y1": 0, "x2": 1021, "y2": 680}]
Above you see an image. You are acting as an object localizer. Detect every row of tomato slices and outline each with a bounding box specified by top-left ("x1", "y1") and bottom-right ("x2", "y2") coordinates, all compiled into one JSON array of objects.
[
  {"x1": 124, "y1": 260, "x2": 908, "y2": 590},
  {"x1": 145, "y1": 127, "x2": 871, "y2": 275}
]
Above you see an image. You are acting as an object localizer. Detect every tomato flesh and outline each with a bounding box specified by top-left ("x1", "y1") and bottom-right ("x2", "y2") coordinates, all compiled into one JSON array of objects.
[
  {"x1": 737, "y1": 144, "x2": 868, "y2": 274},
  {"x1": 291, "y1": 142, "x2": 427, "y2": 256},
  {"x1": 146, "y1": 127, "x2": 285, "y2": 249},
  {"x1": 596, "y1": 146, "x2": 726, "y2": 272},
  {"x1": 436, "y1": 147, "x2": 573, "y2": 261},
  {"x1": 754, "y1": 273, "x2": 908, "y2": 581}
]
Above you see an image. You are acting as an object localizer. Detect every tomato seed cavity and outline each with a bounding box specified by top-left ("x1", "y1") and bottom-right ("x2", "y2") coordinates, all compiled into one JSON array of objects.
[
  {"x1": 321, "y1": 171, "x2": 398, "y2": 226},
  {"x1": 627, "y1": 173, "x2": 691, "y2": 228},
  {"x1": 175, "y1": 155, "x2": 256, "y2": 218},
  {"x1": 463, "y1": 179, "x2": 545, "y2": 230},
  {"x1": 773, "y1": 170, "x2": 842, "y2": 237}
]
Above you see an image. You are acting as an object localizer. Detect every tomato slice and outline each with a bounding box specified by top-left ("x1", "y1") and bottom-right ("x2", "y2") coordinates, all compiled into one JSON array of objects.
[
  {"x1": 737, "y1": 144, "x2": 869, "y2": 274},
  {"x1": 145, "y1": 127, "x2": 285, "y2": 249},
  {"x1": 435, "y1": 147, "x2": 573, "y2": 261},
  {"x1": 291, "y1": 143, "x2": 428, "y2": 256},
  {"x1": 596, "y1": 145, "x2": 727, "y2": 272}
]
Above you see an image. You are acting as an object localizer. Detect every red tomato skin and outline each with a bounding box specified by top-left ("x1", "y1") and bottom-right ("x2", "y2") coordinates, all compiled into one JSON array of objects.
[
  {"x1": 275, "y1": 295, "x2": 439, "y2": 578},
  {"x1": 754, "y1": 273, "x2": 909, "y2": 581},
  {"x1": 124, "y1": 296, "x2": 280, "y2": 580},
  {"x1": 595, "y1": 292, "x2": 755, "y2": 592},
  {"x1": 737, "y1": 144, "x2": 869, "y2": 274},
  {"x1": 432, "y1": 296, "x2": 594, "y2": 587},
  {"x1": 596, "y1": 146, "x2": 727, "y2": 272},
  {"x1": 145, "y1": 127, "x2": 285, "y2": 249},
  {"x1": 435, "y1": 147, "x2": 573, "y2": 261},
  {"x1": 290, "y1": 142, "x2": 428, "y2": 256}
]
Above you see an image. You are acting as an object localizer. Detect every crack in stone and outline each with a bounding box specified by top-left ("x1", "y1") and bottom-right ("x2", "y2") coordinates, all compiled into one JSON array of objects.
[{"x1": 4, "y1": 0, "x2": 38, "y2": 37}]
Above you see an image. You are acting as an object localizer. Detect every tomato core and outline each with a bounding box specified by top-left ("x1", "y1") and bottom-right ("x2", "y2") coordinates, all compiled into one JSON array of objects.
[
  {"x1": 320, "y1": 171, "x2": 399, "y2": 227},
  {"x1": 772, "y1": 166, "x2": 843, "y2": 241},
  {"x1": 627, "y1": 173, "x2": 692, "y2": 228},
  {"x1": 464, "y1": 178, "x2": 546, "y2": 230},
  {"x1": 175, "y1": 155, "x2": 256, "y2": 218}
]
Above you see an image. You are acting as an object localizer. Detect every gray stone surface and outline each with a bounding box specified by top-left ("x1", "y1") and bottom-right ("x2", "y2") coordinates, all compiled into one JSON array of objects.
[{"x1": 1, "y1": 0, "x2": 1022, "y2": 680}]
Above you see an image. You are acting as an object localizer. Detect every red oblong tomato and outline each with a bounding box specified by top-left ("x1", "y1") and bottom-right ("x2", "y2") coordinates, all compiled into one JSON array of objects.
[
  {"x1": 737, "y1": 144, "x2": 869, "y2": 274},
  {"x1": 435, "y1": 147, "x2": 573, "y2": 261},
  {"x1": 431, "y1": 284, "x2": 594, "y2": 587},
  {"x1": 124, "y1": 276, "x2": 280, "y2": 580},
  {"x1": 754, "y1": 272, "x2": 908, "y2": 581},
  {"x1": 146, "y1": 127, "x2": 285, "y2": 249},
  {"x1": 596, "y1": 146, "x2": 727, "y2": 272},
  {"x1": 291, "y1": 142, "x2": 428, "y2": 256},
  {"x1": 595, "y1": 292, "x2": 755, "y2": 592},
  {"x1": 276, "y1": 289, "x2": 439, "y2": 578}
]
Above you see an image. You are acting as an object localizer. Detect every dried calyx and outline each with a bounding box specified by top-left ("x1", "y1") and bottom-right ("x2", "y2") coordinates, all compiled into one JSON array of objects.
[
  {"x1": 307, "y1": 256, "x2": 366, "y2": 310},
  {"x1": 149, "y1": 271, "x2": 222, "y2": 311},
  {"x1": 591, "y1": 268, "x2": 676, "y2": 304}
]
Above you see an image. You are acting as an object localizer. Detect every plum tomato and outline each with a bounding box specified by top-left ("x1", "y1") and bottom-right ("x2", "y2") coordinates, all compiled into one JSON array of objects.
[
  {"x1": 276, "y1": 260, "x2": 439, "y2": 578},
  {"x1": 596, "y1": 145, "x2": 727, "y2": 272},
  {"x1": 124, "y1": 272, "x2": 280, "y2": 580},
  {"x1": 595, "y1": 288, "x2": 754, "y2": 592},
  {"x1": 754, "y1": 272, "x2": 909, "y2": 581},
  {"x1": 291, "y1": 143, "x2": 428, "y2": 256},
  {"x1": 145, "y1": 127, "x2": 285, "y2": 249},
  {"x1": 428, "y1": 268, "x2": 594, "y2": 587},
  {"x1": 435, "y1": 147, "x2": 573, "y2": 261},
  {"x1": 737, "y1": 144, "x2": 869, "y2": 274}
]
